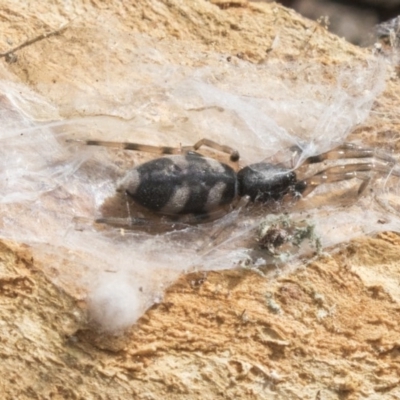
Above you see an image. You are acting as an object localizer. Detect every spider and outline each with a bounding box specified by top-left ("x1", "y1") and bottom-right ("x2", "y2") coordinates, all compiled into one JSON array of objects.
[{"x1": 69, "y1": 137, "x2": 398, "y2": 227}]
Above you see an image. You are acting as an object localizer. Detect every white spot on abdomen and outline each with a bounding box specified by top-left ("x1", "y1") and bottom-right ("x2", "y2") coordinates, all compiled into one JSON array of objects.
[
  {"x1": 206, "y1": 181, "x2": 226, "y2": 210},
  {"x1": 205, "y1": 158, "x2": 226, "y2": 174},
  {"x1": 161, "y1": 183, "x2": 191, "y2": 214},
  {"x1": 119, "y1": 169, "x2": 141, "y2": 194}
]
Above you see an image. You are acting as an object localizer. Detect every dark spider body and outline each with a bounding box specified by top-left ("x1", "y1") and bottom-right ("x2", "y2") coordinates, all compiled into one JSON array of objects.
[
  {"x1": 122, "y1": 153, "x2": 237, "y2": 215},
  {"x1": 71, "y1": 138, "x2": 399, "y2": 225},
  {"x1": 120, "y1": 153, "x2": 301, "y2": 216}
]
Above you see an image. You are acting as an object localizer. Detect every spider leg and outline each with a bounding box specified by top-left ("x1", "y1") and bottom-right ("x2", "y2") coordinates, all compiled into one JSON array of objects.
[
  {"x1": 303, "y1": 143, "x2": 396, "y2": 166},
  {"x1": 189, "y1": 138, "x2": 240, "y2": 162},
  {"x1": 67, "y1": 139, "x2": 186, "y2": 156},
  {"x1": 94, "y1": 206, "x2": 237, "y2": 233},
  {"x1": 197, "y1": 196, "x2": 251, "y2": 255},
  {"x1": 71, "y1": 215, "x2": 170, "y2": 233},
  {"x1": 67, "y1": 138, "x2": 240, "y2": 162},
  {"x1": 94, "y1": 216, "x2": 191, "y2": 231},
  {"x1": 297, "y1": 161, "x2": 400, "y2": 198}
]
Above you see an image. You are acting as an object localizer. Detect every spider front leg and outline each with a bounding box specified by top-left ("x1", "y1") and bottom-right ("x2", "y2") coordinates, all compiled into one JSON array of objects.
[
  {"x1": 296, "y1": 161, "x2": 400, "y2": 199},
  {"x1": 307, "y1": 143, "x2": 396, "y2": 164}
]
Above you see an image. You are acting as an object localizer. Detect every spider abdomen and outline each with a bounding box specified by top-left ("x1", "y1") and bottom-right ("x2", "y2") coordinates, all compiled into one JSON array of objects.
[
  {"x1": 120, "y1": 154, "x2": 237, "y2": 215},
  {"x1": 237, "y1": 163, "x2": 297, "y2": 202}
]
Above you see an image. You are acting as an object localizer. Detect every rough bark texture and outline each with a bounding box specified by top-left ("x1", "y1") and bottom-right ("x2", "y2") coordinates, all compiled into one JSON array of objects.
[{"x1": 1, "y1": 1, "x2": 400, "y2": 399}]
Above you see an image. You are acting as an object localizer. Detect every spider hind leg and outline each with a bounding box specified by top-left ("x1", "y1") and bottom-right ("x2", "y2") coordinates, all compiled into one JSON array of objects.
[{"x1": 68, "y1": 137, "x2": 240, "y2": 163}]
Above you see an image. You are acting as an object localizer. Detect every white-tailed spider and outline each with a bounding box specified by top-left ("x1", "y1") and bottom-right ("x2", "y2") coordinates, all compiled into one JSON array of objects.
[{"x1": 68, "y1": 138, "x2": 399, "y2": 228}]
